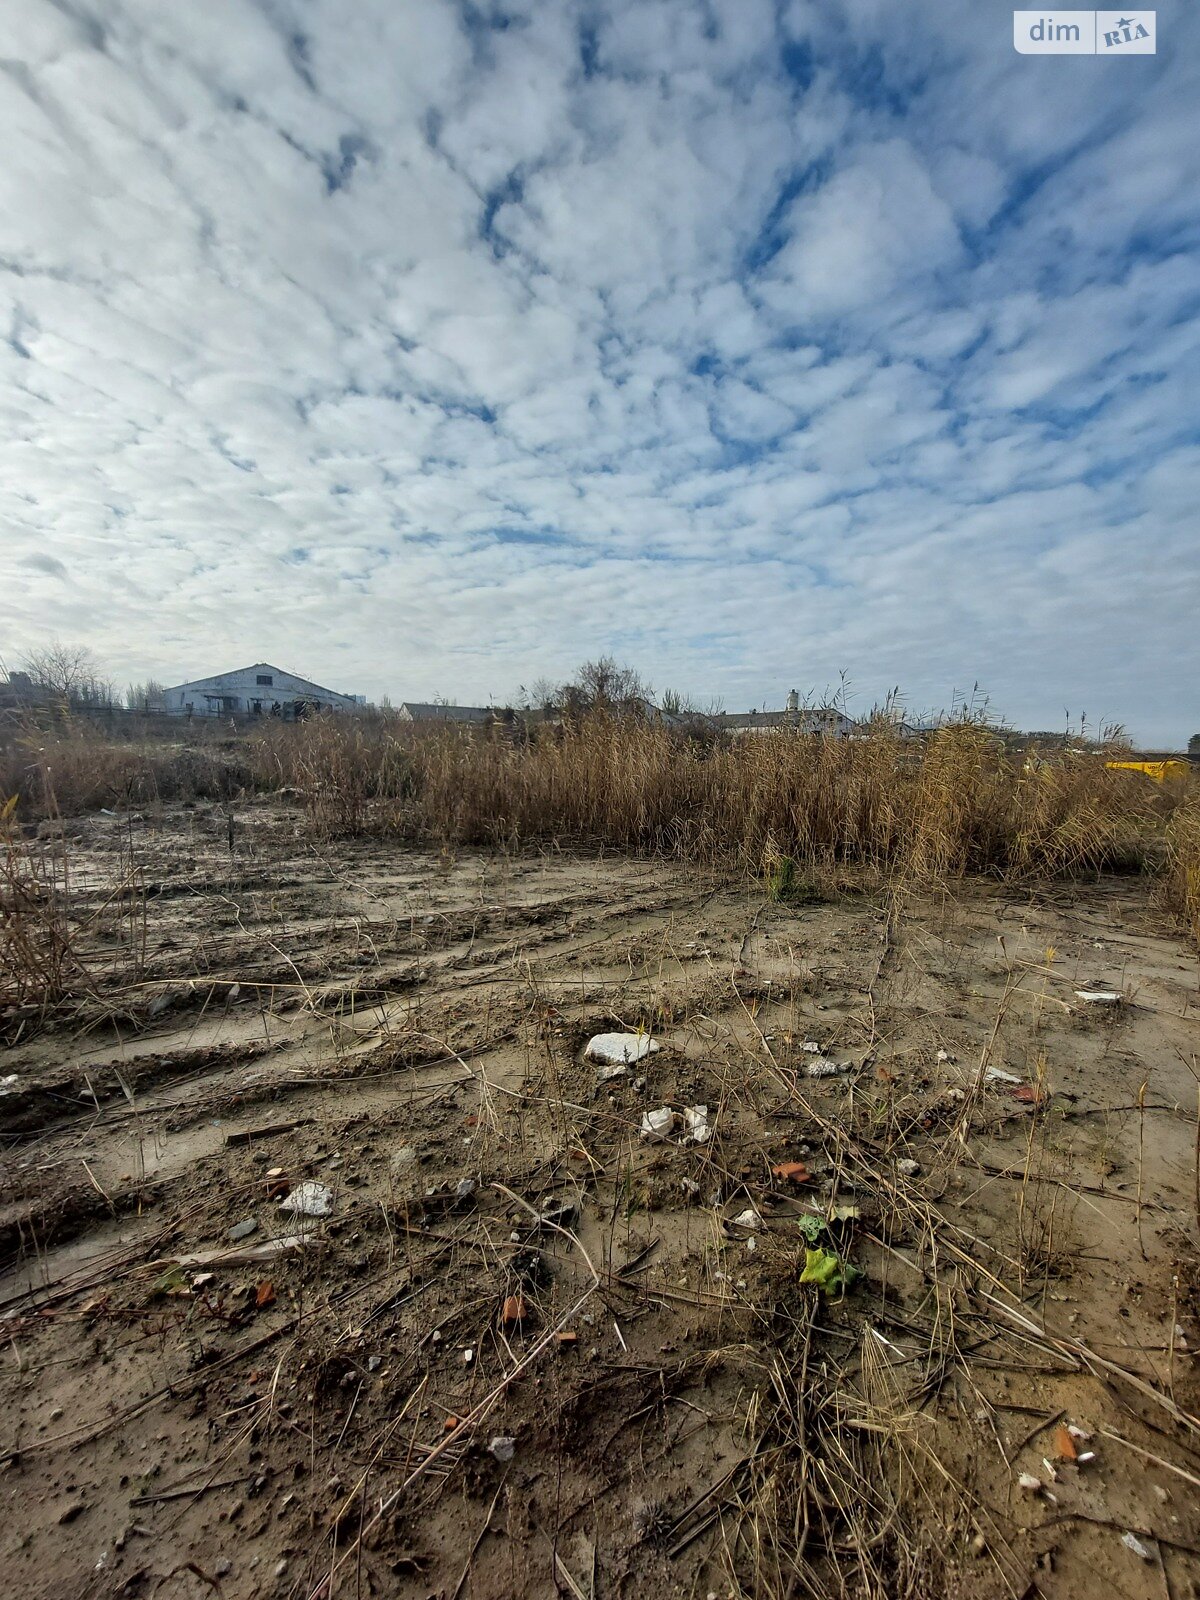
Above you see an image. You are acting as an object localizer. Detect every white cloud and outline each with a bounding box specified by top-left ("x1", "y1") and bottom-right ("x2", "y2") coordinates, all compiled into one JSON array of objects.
[{"x1": 0, "y1": 0, "x2": 1197, "y2": 743}]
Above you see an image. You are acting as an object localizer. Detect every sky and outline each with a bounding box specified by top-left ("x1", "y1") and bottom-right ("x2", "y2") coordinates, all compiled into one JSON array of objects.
[{"x1": 1, "y1": 0, "x2": 1198, "y2": 742}]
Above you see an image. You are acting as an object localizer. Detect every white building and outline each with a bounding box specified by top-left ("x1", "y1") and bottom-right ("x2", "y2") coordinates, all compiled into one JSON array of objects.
[
  {"x1": 396, "y1": 701, "x2": 494, "y2": 725},
  {"x1": 162, "y1": 662, "x2": 363, "y2": 719},
  {"x1": 715, "y1": 691, "x2": 856, "y2": 740}
]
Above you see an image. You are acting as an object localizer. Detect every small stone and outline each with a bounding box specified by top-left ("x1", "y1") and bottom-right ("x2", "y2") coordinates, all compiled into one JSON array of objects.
[
  {"x1": 279, "y1": 1181, "x2": 334, "y2": 1218},
  {"x1": 488, "y1": 1436, "x2": 516, "y2": 1462},
  {"x1": 58, "y1": 1501, "x2": 87, "y2": 1524},
  {"x1": 215, "y1": 1558, "x2": 233, "y2": 1578},
  {"x1": 897, "y1": 1159, "x2": 920, "y2": 1178},
  {"x1": 586, "y1": 1032, "x2": 659, "y2": 1065},
  {"x1": 229, "y1": 1218, "x2": 258, "y2": 1242}
]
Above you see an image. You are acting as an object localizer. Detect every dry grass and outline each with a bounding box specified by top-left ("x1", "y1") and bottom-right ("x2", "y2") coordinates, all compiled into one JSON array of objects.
[
  {"x1": 0, "y1": 715, "x2": 249, "y2": 817},
  {"x1": 1165, "y1": 793, "x2": 1200, "y2": 947},
  {"x1": 0, "y1": 796, "x2": 83, "y2": 1019},
  {"x1": 251, "y1": 713, "x2": 1182, "y2": 890}
]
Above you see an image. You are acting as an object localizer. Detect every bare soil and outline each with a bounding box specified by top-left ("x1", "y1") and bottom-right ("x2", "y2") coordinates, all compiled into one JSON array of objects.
[{"x1": 2, "y1": 798, "x2": 1199, "y2": 1600}]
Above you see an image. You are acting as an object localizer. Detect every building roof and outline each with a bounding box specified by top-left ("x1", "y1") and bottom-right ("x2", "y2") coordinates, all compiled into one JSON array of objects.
[
  {"x1": 399, "y1": 702, "x2": 494, "y2": 723},
  {"x1": 164, "y1": 662, "x2": 354, "y2": 701},
  {"x1": 714, "y1": 706, "x2": 854, "y2": 730}
]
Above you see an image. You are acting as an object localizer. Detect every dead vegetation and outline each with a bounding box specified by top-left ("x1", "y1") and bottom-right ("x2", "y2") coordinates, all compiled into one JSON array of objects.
[{"x1": 244, "y1": 713, "x2": 1187, "y2": 891}]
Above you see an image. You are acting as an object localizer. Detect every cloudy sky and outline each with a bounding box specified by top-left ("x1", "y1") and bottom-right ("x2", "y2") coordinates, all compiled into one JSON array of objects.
[{"x1": 1, "y1": 0, "x2": 1197, "y2": 740}]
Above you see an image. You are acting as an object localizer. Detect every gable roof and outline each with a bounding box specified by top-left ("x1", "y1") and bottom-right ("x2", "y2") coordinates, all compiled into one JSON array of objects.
[
  {"x1": 164, "y1": 663, "x2": 352, "y2": 701},
  {"x1": 399, "y1": 702, "x2": 494, "y2": 723}
]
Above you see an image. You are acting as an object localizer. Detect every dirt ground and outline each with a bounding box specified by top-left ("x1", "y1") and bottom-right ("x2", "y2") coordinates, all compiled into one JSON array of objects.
[{"x1": 2, "y1": 797, "x2": 1199, "y2": 1600}]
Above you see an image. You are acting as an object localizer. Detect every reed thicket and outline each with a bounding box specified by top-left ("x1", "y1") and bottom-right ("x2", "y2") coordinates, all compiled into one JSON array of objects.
[{"x1": 247, "y1": 714, "x2": 1181, "y2": 886}]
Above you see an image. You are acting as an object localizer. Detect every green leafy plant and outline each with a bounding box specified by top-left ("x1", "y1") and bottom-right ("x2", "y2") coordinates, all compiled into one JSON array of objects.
[{"x1": 798, "y1": 1245, "x2": 860, "y2": 1296}]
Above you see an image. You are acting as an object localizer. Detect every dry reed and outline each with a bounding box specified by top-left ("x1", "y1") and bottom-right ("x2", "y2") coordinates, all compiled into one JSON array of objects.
[{"x1": 249, "y1": 714, "x2": 1182, "y2": 891}]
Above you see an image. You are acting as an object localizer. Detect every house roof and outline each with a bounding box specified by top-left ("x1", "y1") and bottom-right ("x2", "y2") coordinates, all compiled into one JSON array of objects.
[
  {"x1": 164, "y1": 663, "x2": 353, "y2": 701},
  {"x1": 714, "y1": 706, "x2": 854, "y2": 730},
  {"x1": 399, "y1": 702, "x2": 494, "y2": 723}
]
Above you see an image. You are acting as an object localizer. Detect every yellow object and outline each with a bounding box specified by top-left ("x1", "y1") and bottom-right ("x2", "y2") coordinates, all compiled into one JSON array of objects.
[{"x1": 1106, "y1": 759, "x2": 1191, "y2": 783}]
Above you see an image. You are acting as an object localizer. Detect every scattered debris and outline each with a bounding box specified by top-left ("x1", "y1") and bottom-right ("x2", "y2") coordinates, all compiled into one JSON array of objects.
[
  {"x1": 728, "y1": 1207, "x2": 762, "y2": 1233},
  {"x1": 984, "y1": 1067, "x2": 1023, "y2": 1086},
  {"x1": 1076, "y1": 989, "x2": 1121, "y2": 1005},
  {"x1": 0, "y1": 1073, "x2": 19, "y2": 1094},
  {"x1": 280, "y1": 1180, "x2": 334, "y2": 1218},
  {"x1": 225, "y1": 1117, "x2": 311, "y2": 1147},
  {"x1": 640, "y1": 1106, "x2": 674, "y2": 1140},
  {"x1": 532, "y1": 1198, "x2": 578, "y2": 1231},
  {"x1": 1053, "y1": 1425, "x2": 1077, "y2": 1461},
  {"x1": 801, "y1": 1041, "x2": 822, "y2": 1053},
  {"x1": 1017, "y1": 1473, "x2": 1044, "y2": 1493},
  {"x1": 896, "y1": 1158, "x2": 920, "y2": 1178},
  {"x1": 683, "y1": 1104, "x2": 711, "y2": 1143},
  {"x1": 596, "y1": 1062, "x2": 629, "y2": 1082},
  {"x1": 255, "y1": 1280, "x2": 275, "y2": 1308},
  {"x1": 500, "y1": 1294, "x2": 527, "y2": 1329},
  {"x1": 937, "y1": 1049, "x2": 956, "y2": 1064},
  {"x1": 586, "y1": 1032, "x2": 659, "y2": 1065},
  {"x1": 772, "y1": 1161, "x2": 810, "y2": 1185},
  {"x1": 228, "y1": 1218, "x2": 258, "y2": 1242},
  {"x1": 168, "y1": 1234, "x2": 316, "y2": 1270},
  {"x1": 1121, "y1": 1532, "x2": 1153, "y2": 1561},
  {"x1": 489, "y1": 1436, "x2": 516, "y2": 1462}
]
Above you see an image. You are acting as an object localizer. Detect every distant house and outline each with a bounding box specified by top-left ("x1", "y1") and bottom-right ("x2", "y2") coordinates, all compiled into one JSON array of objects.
[
  {"x1": 0, "y1": 671, "x2": 54, "y2": 712},
  {"x1": 162, "y1": 663, "x2": 362, "y2": 719},
  {"x1": 397, "y1": 702, "x2": 495, "y2": 725},
  {"x1": 714, "y1": 693, "x2": 855, "y2": 740}
]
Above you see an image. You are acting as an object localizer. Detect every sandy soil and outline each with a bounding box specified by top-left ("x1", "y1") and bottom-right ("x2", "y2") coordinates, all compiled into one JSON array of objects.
[{"x1": 2, "y1": 797, "x2": 1199, "y2": 1600}]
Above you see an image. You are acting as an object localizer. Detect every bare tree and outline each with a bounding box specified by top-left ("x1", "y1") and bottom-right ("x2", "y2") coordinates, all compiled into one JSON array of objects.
[
  {"x1": 125, "y1": 679, "x2": 165, "y2": 712},
  {"x1": 518, "y1": 660, "x2": 656, "y2": 720},
  {"x1": 573, "y1": 656, "x2": 650, "y2": 710},
  {"x1": 517, "y1": 676, "x2": 560, "y2": 713},
  {"x1": 24, "y1": 642, "x2": 112, "y2": 706}
]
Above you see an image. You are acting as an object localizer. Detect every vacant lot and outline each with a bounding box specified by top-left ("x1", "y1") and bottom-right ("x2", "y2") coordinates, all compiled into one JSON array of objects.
[{"x1": 2, "y1": 798, "x2": 1199, "y2": 1600}]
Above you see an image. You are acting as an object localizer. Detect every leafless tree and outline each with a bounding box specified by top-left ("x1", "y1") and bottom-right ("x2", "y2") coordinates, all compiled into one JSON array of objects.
[
  {"x1": 24, "y1": 642, "x2": 113, "y2": 705},
  {"x1": 125, "y1": 679, "x2": 165, "y2": 711}
]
